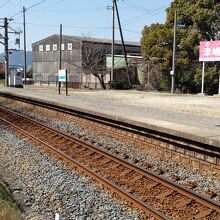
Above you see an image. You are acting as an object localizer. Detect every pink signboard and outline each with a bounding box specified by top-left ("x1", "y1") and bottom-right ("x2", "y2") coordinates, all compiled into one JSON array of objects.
[{"x1": 199, "y1": 41, "x2": 220, "y2": 61}]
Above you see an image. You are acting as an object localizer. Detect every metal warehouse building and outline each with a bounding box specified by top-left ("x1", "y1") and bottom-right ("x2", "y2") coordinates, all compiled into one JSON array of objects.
[{"x1": 32, "y1": 35, "x2": 141, "y2": 88}]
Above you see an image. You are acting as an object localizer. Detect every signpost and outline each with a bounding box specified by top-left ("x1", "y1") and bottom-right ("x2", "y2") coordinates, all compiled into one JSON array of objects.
[
  {"x1": 58, "y1": 69, "x2": 68, "y2": 95},
  {"x1": 199, "y1": 41, "x2": 220, "y2": 95}
]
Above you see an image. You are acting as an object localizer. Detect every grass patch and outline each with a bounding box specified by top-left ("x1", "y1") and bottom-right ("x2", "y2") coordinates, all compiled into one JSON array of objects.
[
  {"x1": 0, "y1": 79, "x2": 5, "y2": 84},
  {"x1": 0, "y1": 180, "x2": 23, "y2": 220}
]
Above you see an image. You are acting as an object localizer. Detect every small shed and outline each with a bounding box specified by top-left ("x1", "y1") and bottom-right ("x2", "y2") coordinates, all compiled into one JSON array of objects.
[{"x1": 8, "y1": 68, "x2": 23, "y2": 88}]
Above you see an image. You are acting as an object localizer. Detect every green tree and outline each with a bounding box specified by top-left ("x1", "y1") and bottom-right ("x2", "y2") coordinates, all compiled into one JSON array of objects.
[
  {"x1": 141, "y1": 0, "x2": 220, "y2": 94},
  {"x1": 141, "y1": 23, "x2": 173, "y2": 90}
]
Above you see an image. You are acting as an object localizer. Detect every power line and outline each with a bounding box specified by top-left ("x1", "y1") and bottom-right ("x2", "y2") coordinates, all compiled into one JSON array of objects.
[
  {"x1": 0, "y1": 0, "x2": 11, "y2": 9},
  {"x1": 126, "y1": 0, "x2": 148, "y2": 9},
  {"x1": 10, "y1": 0, "x2": 50, "y2": 18},
  {"x1": 124, "y1": 8, "x2": 167, "y2": 26},
  {"x1": 31, "y1": 3, "x2": 105, "y2": 14},
  {"x1": 119, "y1": 0, "x2": 152, "y2": 12},
  {"x1": 122, "y1": 28, "x2": 140, "y2": 35},
  {"x1": 88, "y1": 6, "x2": 167, "y2": 36},
  {"x1": 26, "y1": 0, "x2": 49, "y2": 11},
  {"x1": 121, "y1": 6, "x2": 168, "y2": 25},
  {"x1": 11, "y1": 21, "x2": 111, "y2": 30},
  {"x1": 30, "y1": 0, "x2": 65, "y2": 13}
]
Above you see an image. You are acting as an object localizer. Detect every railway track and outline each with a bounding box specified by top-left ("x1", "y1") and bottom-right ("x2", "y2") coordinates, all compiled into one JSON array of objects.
[
  {"x1": 0, "y1": 106, "x2": 220, "y2": 220},
  {"x1": 1, "y1": 92, "x2": 220, "y2": 178}
]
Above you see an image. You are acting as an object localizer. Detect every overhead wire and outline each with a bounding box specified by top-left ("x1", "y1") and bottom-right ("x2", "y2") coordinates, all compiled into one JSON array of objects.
[
  {"x1": 123, "y1": 0, "x2": 152, "y2": 12},
  {"x1": 10, "y1": 0, "x2": 50, "y2": 18},
  {"x1": 5, "y1": 0, "x2": 169, "y2": 50},
  {"x1": 30, "y1": 0, "x2": 65, "y2": 13},
  {"x1": 120, "y1": 6, "x2": 168, "y2": 25},
  {"x1": 0, "y1": 0, "x2": 12, "y2": 9},
  {"x1": 88, "y1": 5, "x2": 167, "y2": 37},
  {"x1": 10, "y1": 21, "x2": 111, "y2": 30},
  {"x1": 31, "y1": 4, "x2": 105, "y2": 14},
  {"x1": 26, "y1": 0, "x2": 49, "y2": 10}
]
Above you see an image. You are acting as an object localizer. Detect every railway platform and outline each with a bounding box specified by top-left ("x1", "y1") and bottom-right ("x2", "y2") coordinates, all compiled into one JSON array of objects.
[
  {"x1": 1, "y1": 85, "x2": 220, "y2": 174},
  {"x1": 0, "y1": 85, "x2": 220, "y2": 147}
]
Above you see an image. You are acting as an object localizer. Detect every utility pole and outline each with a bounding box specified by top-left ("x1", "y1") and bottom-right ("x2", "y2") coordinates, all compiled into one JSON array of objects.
[
  {"x1": 59, "y1": 24, "x2": 62, "y2": 70},
  {"x1": 4, "y1": 17, "x2": 9, "y2": 87},
  {"x1": 171, "y1": 10, "x2": 177, "y2": 94},
  {"x1": 23, "y1": 6, "x2": 27, "y2": 85},
  {"x1": 114, "y1": 0, "x2": 131, "y2": 86},
  {"x1": 111, "y1": 0, "x2": 115, "y2": 82},
  {"x1": 58, "y1": 24, "x2": 62, "y2": 95}
]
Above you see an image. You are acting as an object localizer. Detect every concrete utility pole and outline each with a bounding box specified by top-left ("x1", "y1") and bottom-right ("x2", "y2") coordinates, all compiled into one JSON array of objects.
[
  {"x1": 111, "y1": 0, "x2": 115, "y2": 82},
  {"x1": 4, "y1": 17, "x2": 9, "y2": 87},
  {"x1": 171, "y1": 10, "x2": 177, "y2": 94},
  {"x1": 58, "y1": 24, "x2": 62, "y2": 95},
  {"x1": 114, "y1": 0, "x2": 131, "y2": 86},
  {"x1": 23, "y1": 6, "x2": 27, "y2": 84}
]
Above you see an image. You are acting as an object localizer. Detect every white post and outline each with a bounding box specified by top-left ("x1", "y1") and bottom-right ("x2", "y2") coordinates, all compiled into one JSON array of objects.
[
  {"x1": 55, "y1": 213, "x2": 62, "y2": 220},
  {"x1": 147, "y1": 60, "x2": 150, "y2": 85},
  {"x1": 201, "y1": 61, "x2": 205, "y2": 95},
  {"x1": 218, "y1": 71, "x2": 220, "y2": 95}
]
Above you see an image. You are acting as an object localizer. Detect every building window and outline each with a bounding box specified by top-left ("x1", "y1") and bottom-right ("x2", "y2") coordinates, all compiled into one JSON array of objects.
[
  {"x1": 68, "y1": 43, "x2": 72, "y2": 51},
  {"x1": 39, "y1": 45, "x2": 43, "y2": 52},
  {"x1": 61, "y1": 43, "x2": 65, "y2": 51},
  {"x1": 46, "y1": 45, "x2": 50, "y2": 51},
  {"x1": 53, "y1": 44, "x2": 58, "y2": 51}
]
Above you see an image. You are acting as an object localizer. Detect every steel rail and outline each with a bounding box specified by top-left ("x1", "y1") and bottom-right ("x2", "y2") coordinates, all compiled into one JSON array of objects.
[
  {"x1": 0, "y1": 113, "x2": 170, "y2": 220},
  {"x1": 1, "y1": 106, "x2": 220, "y2": 213},
  {"x1": 1, "y1": 92, "x2": 220, "y2": 161}
]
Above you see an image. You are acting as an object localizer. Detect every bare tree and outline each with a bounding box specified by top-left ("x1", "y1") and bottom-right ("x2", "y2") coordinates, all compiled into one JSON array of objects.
[{"x1": 82, "y1": 38, "x2": 110, "y2": 89}]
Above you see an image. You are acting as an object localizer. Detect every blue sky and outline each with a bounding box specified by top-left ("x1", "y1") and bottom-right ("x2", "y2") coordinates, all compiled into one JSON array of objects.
[{"x1": 0, "y1": 0, "x2": 172, "y2": 51}]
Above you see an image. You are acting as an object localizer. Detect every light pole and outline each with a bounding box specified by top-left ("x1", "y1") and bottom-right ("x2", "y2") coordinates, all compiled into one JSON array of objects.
[{"x1": 171, "y1": 11, "x2": 177, "y2": 94}]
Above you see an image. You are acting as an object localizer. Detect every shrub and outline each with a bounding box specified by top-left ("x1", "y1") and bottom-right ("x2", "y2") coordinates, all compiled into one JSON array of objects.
[
  {"x1": 109, "y1": 80, "x2": 131, "y2": 90},
  {"x1": 0, "y1": 201, "x2": 23, "y2": 220},
  {"x1": 0, "y1": 72, "x2": 4, "y2": 80}
]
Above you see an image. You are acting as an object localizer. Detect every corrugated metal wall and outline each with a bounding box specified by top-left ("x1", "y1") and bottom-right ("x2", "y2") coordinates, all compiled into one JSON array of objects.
[
  {"x1": 32, "y1": 35, "x2": 141, "y2": 88},
  {"x1": 33, "y1": 35, "x2": 81, "y2": 84}
]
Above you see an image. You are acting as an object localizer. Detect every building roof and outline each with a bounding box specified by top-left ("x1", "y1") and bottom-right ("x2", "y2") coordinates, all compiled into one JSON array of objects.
[{"x1": 32, "y1": 34, "x2": 141, "y2": 47}]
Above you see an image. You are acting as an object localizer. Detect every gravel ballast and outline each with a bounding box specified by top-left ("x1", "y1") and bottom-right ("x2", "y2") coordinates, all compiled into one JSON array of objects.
[
  {"x1": 2, "y1": 103, "x2": 220, "y2": 204},
  {"x1": 0, "y1": 125, "x2": 142, "y2": 220}
]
